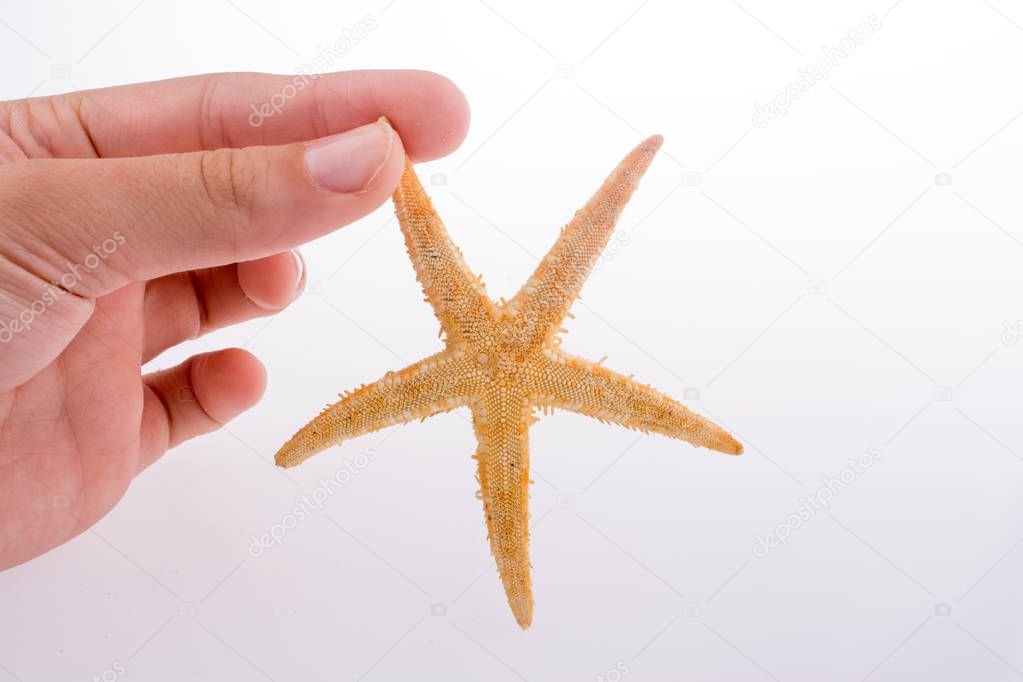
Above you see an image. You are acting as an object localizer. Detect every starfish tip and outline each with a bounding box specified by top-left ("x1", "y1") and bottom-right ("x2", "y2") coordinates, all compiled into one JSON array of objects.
[
  {"x1": 643, "y1": 133, "x2": 664, "y2": 151},
  {"x1": 513, "y1": 608, "x2": 533, "y2": 630},
  {"x1": 274, "y1": 443, "x2": 305, "y2": 468}
]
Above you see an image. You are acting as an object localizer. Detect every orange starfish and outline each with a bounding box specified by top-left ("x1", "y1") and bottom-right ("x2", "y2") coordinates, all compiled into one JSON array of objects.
[{"x1": 275, "y1": 133, "x2": 742, "y2": 628}]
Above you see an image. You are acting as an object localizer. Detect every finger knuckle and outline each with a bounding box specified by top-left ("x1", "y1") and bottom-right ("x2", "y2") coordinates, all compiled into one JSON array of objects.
[{"x1": 196, "y1": 147, "x2": 258, "y2": 214}]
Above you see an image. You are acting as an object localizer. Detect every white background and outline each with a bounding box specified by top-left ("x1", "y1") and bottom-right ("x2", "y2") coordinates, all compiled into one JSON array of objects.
[{"x1": 2, "y1": 0, "x2": 1023, "y2": 680}]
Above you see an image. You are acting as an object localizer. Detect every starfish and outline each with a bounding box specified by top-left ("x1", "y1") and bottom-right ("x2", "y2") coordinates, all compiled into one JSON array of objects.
[{"x1": 275, "y1": 133, "x2": 742, "y2": 628}]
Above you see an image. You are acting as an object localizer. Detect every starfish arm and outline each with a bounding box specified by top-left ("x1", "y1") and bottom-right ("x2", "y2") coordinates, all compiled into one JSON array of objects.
[
  {"x1": 275, "y1": 351, "x2": 474, "y2": 468},
  {"x1": 506, "y1": 135, "x2": 663, "y2": 349},
  {"x1": 393, "y1": 157, "x2": 496, "y2": 344},
  {"x1": 531, "y1": 351, "x2": 743, "y2": 455},
  {"x1": 470, "y1": 389, "x2": 535, "y2": 629}
]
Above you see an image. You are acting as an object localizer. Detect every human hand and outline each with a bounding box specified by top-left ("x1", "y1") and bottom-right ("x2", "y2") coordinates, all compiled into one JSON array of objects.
[{"x1": 0, "y1": 70, "x2": 469, "y2": 569}]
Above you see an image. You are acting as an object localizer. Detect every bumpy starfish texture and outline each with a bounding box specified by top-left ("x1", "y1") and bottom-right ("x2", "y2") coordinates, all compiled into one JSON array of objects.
[{"x1": 275, "y1": 134, "x2": 742, "y2": 629}]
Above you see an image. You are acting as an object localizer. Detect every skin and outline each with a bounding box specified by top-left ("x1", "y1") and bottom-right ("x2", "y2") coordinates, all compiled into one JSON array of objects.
[{"x1": 0, "y1": 70, "x2": 470, "y2": 570}]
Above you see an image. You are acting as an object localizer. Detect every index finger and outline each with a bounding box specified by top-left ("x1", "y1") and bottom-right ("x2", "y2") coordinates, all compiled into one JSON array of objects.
[{"x1": 10, "y1": 70, "x2": 470, "y2": 161}]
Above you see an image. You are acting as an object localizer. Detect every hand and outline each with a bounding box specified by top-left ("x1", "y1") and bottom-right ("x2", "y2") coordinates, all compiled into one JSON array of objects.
[{"x1": 0, "y1": 70, "x2": 470, "y2": 569}]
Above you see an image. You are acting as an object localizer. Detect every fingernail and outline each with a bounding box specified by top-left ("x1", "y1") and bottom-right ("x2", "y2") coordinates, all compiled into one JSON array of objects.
[
  {"x1": 290, "y1": 249, "x2": 305, "y2": 298},
  {"x1": 304, "y1": 122, "x2": 394, "y2": 193}
]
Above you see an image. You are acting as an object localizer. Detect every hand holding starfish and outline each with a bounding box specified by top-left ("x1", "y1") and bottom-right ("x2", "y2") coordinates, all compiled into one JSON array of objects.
[{"x1": 0, "y1": 70, "x2": 469, "y2": 570}]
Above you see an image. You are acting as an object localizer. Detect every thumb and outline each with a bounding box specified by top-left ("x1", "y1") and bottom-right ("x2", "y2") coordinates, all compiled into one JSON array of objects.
[
  {"x1": 1, "y1": 119, "x2": 404, "y2": 299},
  {"x1": 0, "y1": 120, "x2": 402, "y2": 389}
]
